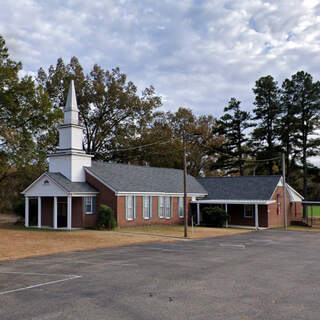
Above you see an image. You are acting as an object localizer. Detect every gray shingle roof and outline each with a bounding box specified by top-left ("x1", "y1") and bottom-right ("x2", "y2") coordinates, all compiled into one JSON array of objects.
[
  {"x1": 46, "y1": 173, "x2": 98, "y2": 193},
  {"x1": 197, "y1": 176, "x2": 281, "y2": 200},
  {"x1": 85, "y1": 161, "x2": 207, "y2": 194}
]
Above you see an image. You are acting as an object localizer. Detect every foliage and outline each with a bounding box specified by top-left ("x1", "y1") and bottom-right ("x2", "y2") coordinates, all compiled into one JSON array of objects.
[
  {"x1": 96, "y1": 204, "x2": 117, "y2": 230},
  {"x1": 37, "y1": 57, "x2": 162, "y2": 159},
  {"x1": 211, "y1": 98, "x2": 253, "y2": 176},
  {"x1": 202, "y1": 207, "x2": 230, "y2": 227},
  {"x1": 250, "y1": 75, "x2": 282, "y2": 175}
]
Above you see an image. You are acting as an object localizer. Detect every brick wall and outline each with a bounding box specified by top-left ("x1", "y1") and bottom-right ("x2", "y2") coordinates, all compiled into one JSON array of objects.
[
  {"x1": 228, "y1": 204, "x2": 268, "y2": 228},
  {"x1": 116, "y1": 195, "x2": 189, "y2": 227},
  {"x1": 85, "y1": 172, "x2": 117, "y2": 228}
]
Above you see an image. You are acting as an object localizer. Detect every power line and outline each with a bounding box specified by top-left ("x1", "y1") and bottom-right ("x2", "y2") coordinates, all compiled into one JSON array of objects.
[{"x1": 107, "y1": 139, "x2": 172, "y2": 153}]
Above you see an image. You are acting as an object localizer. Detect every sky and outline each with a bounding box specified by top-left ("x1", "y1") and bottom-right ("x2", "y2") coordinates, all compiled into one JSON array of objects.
[{"x1": 1, "y1": 0, "x2": 320, "y2": 117}]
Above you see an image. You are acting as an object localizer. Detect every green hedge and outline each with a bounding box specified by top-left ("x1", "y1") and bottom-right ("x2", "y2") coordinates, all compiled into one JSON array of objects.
[
  {"x1": 202, "y1": 206, "x2": 230, "y2": 227},
  {"x1": 96, "y1": 204, "x2": 117, "y2": 230}
]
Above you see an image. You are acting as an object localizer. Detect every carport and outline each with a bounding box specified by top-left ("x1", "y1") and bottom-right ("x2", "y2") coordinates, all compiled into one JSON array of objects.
[{"x1": 192, "y1": 199, "x2": 274, "y2": 229}]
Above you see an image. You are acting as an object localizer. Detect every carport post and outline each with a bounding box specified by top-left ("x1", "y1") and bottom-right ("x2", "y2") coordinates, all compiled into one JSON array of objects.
[
  {"x1": 37, "y1": 197, "x2": 41, "y2": 228},
  {"x1": 25, "y1": 196, "x2": 29, "y2": 228},
  {"x1": 197, "y1": 202, "x2": 200, "y2": 225},
  {"x1": 67, "y1": 195, "x2": 72, "y2": 230},
  {"x1": 255, "y1": 204, "x2": 259, "y2": 230},
  {"x1": 53, "y1": 197, "x2": 58, "y2": 229},
  {"x1": 225, "y1": 204, "x2": 228, "y2": 228}
]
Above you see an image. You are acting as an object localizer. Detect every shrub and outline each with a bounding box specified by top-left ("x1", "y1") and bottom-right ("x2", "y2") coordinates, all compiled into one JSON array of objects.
[
  {"x1": 13, "y1": 198, "x2": 37, "y2": 224},
  {"x1": 97, "y1": 204, "x2": 117, "y2": 230},
  {"x1": 202, "y1": 206, "x2": 230, "y2": 227}
]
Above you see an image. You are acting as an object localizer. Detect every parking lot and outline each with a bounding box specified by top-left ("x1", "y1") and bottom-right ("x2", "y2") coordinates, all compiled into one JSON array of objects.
[{"x1": 1, "y1": 229, "x2": 320, "y2": 320}]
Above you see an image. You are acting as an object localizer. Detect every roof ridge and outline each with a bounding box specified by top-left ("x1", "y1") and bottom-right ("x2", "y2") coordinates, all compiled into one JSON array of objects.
[{"x1": 197, "y1": 175, "x2": 281, "y2": 179}]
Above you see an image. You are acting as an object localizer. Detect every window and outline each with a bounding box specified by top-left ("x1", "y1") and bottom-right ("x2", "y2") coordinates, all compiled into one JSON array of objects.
[
  {"x1": 164, "y1": 197, "x2": 172, "y2": 219},
  {"x1": 143, "y1": 196, "x2": 152, "y2": 219},
  {"x1": 178, "y1": 197, "x2": 184, "y2": 218},
  {"x1": 244, "y1": 205, "x2": 254, "y2": 218},
  {"x1": 158, "y1": 196, "x2": 165, "y2": 218},
  {"x1": 126, "y1": 196, "x2": 136, "y2": 220},
  {"x1": 84, "y1": 196, "x2": 96, "y2": 214}
]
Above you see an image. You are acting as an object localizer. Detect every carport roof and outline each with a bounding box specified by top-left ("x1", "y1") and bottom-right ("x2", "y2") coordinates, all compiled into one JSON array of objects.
[{"x1": 197, "y1": 175, "x2": 281, "y2": 201}]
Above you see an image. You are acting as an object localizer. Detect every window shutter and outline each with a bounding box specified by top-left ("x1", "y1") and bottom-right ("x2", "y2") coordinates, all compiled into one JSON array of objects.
[
  {"x1": 150, "y1": 196, "x2": 153, "y2": 218},
  {"x1": 170, "y1": 197, "x2": 173, "y2": 217},
  {"x1": 125, "y1": 196, "x2": 128, "y2": 220},
  {"x1": 133, "y1": 196, "x2": 136, "y2": 220},
  {"x1": 158, "y1": 197, "x2": 161, "y2": 218},
  {"x1": 92, "y1": 197, "x2": 96, "y2": 213},
  {"x1": 83, "y1": 197, "x2": 87, "y2": 214}
]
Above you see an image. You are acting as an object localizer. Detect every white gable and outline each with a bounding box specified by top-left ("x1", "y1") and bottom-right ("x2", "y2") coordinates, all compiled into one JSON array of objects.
[{"x1": 22, "y1": 174, "x2": 68, "y2": 197}]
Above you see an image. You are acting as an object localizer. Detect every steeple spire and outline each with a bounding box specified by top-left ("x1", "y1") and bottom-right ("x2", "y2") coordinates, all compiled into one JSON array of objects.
[
  {"x1": 65, "y1": 80, "x2": 78, "y2": 111},
  {"x1": 64, "y1": 80, "x2": 79, "y2": 125}
]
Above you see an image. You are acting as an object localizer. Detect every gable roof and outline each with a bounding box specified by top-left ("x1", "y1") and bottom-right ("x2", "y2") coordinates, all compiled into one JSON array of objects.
[
  {"x1": 46, "y1": 173, "x2": 98, "y2": 193},
  {"x1": 197, "y1": 175, "x2": 282, "y2": 201},
  {"x1": 85, "y1": 161, "x2": 207, "y2": 195}
]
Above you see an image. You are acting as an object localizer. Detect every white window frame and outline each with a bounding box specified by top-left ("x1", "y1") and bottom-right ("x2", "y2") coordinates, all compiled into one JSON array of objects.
[
  {"x1": 165, "y1": 197, "x2": 172, "y2": 219},
  {"x1": 143, "y1": 196, "x2": 152, "y2": 219},
  {"x1": 158, "y1": 196, "x2": 165, "y2": 218},
  {"x1": 84, "y1": 196, "x2": 96, "y2": 215},
  {"x1": 244, "y1": 205, "x2": 254, "y2": 218},
  {"x1": 178, "y1": 197, "x2": 184, "y2": 218},
  {"x1": 126, "y1": 196, "x2": 135, "y2": 221}
]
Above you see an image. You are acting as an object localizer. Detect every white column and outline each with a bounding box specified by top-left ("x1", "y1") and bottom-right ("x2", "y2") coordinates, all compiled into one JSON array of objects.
[
  {"x1": 197, "y1": 202, "x2": 200, "y2": 225},
  {"x1": 37, "y1": 197, "x2": 41, "y2": 228},
  {"x1": 225, "y1": 204, "x2": 228, "y2": 228},
  {"x1": 53, "y1": 197, "x2": 58, "y2": 229},
  {"x1": 67, "y1": 195, "x2": 72, "y2": 230},
  {"x1": 255, "y1": 204, "x2": 259, "y2": 230},
  {"x1": 25, "y1": 196, "x2": 29, "y2": 227}
]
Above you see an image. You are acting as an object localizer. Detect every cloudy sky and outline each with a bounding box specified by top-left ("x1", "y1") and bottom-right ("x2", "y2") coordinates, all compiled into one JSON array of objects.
[{"x1": 1, "y1": 0, "x2": 320, "y2": 117}]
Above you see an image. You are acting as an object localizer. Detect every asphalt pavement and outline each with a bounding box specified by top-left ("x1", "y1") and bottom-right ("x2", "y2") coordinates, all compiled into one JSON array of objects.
[{"x1": 0, "y1": 229, "x2": 320, "y2": 320}]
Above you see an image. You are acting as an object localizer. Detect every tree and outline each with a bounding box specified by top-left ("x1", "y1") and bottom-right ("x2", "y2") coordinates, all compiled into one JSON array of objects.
[
  {"x1": 211, "y1": 98, "x2": 252, "y2": 175},
  {"x1": 283, "y1": 71, "x2": 320, "y2": 197},
  {"x1": 37, "y1": 58, "x2": 162, "y2": 159},
  {"x1": 251, "y1": 75, "x2": 281, "y2": 174},
  {"x1": 0, "y1": 34, "x2": 62, "y2": 212}
]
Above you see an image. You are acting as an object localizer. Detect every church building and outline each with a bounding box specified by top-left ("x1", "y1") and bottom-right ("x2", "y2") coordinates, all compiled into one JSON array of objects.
[{"x1": 22, "y1": 81, "x2": 207, "y2": 229}]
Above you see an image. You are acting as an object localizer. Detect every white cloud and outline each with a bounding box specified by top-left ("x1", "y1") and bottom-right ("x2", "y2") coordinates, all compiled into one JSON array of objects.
[{"x1": 0, "y1": 0, "x2": 320, "y2": 118}]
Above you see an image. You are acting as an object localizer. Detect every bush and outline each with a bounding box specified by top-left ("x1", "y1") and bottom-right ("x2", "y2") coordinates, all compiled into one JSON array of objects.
[
  {"x1": 202, "y1": 206, "x2": 230, "y2": 227},
  {"x1": 13, "y1": 198, "x2": 37, "y2": 225},
  {"x1": 96, "y1": 204, "x2": 117, "y2": 230}
]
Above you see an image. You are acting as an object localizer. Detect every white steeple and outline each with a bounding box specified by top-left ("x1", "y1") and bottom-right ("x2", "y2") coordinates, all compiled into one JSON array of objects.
[
  {"x1": 64, "y1": 80, "x2": 79, "y2": 125},
  {"x1": 48, "y1": 80, "x2": 93, "y2": 182}
]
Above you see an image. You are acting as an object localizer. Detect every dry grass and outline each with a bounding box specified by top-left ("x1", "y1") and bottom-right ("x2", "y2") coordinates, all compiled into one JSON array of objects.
[
  {"x1": 118, "y1": 225, "x2": 252, "y2": 239},
  {"x1": 0, "y1": 224, "x2": 174, "y2": 262}
]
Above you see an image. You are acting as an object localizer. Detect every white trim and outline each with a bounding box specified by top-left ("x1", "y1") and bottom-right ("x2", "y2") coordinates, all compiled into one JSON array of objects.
[
  {"x1": 191, "y1": 199, "x2": 275, "y2": 205},
  {"x1": 25, "y1": 196, "x2": 29, "y2": 227},
  {"x1": 37, "y1": 197, "x2": 41, "y2": 228},
  {"x1": 22, "y1": 173, "x2": 69, "y2": 195},
  {"x1": 118, "y1": 192, "x2": 206, "y2": 197},
  {"x1": 67, "y1": 196, "x2": 72, "y2": 230},
  {"x1": 286, "y1": 183, "x2": 304, "y2": 202},
  {"x1": 255, "y1": 204, "x2": 259, "y2": 229},
  {"x1": 53, "y1": 197, "x2": 58, "y2": 229}
]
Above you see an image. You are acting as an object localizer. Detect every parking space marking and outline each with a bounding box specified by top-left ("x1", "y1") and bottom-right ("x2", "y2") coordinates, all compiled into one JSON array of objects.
[
  {"x1": 219, "y1": 243, "x2": 246, "y2": 249},
  {"x1": 0, "y1": 272, "x2": 82, "y2": 296}
]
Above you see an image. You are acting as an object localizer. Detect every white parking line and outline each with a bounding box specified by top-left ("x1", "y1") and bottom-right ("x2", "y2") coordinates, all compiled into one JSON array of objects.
[
  {"x1": 0, "y1": 272, "x2": 82, "y2": 296},
  {"x1": 219, "y1": 243, "x2": 246, "y2": 249}
]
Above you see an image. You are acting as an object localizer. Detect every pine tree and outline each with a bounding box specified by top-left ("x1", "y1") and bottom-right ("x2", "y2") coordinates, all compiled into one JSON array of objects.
[
  {"x1": 212, "y1": 98, "x2": 252, "y2": 176},
  {"x1": 251, "y1": 75, "x2": 281, "y2": 175}
]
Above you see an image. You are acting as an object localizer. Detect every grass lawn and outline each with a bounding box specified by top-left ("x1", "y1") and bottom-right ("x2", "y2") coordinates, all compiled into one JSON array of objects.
[
  {"x1": 0, "y1": 223, "x2": 175, "y2": 262},
  {"x1": 117, "y1": 225, "x2": 252, "y2": 239},
  {"x1": 307, "y1": 206, "x2": 320, "y2": 217}
]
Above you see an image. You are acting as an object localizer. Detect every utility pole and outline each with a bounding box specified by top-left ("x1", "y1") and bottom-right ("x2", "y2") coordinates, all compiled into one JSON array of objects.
[
  {"x1": 282, "y1": 153, "x2": 287, "y2": 230},
  {"x1": 183, "y1": 126, "x2": 188, "y2": 238}
]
